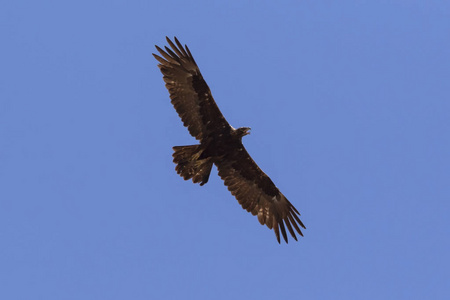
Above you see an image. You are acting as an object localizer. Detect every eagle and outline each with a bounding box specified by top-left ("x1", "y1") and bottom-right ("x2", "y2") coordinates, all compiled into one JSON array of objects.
[{"x1": 153, "y1": 37, "x2": 305, "y2": 243}]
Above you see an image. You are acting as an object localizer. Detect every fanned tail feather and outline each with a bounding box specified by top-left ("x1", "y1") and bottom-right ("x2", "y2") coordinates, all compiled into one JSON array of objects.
[{"x1": 172, "y1": 145, "x2": 213, "y2": 186}]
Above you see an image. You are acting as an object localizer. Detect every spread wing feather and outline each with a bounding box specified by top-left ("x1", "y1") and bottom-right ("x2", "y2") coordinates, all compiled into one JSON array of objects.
[
  {"x1": 215, "y1": 147, "x2": 306, "y2": 243},
  {"x1": 155, "y1": 37, "x2": 305, "y2": 243},
  {"x1": 153, "y1": 37, "x2": 231, "y2": 141}
]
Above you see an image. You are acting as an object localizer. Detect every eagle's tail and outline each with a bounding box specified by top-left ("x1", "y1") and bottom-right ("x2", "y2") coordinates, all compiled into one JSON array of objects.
[{"x1": 172, "y1": 145, "x2": 213, "y2": 186}]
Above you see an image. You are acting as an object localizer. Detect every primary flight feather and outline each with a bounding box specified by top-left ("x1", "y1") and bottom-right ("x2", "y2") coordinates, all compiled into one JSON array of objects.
[{"x1": 153, "y1": 37, "x2": 305, "y2": 243}]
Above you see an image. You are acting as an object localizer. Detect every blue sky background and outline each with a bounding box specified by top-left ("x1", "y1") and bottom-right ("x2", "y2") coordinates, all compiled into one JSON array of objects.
[{"x1": 1, "y1": 1, "x2": 450, "y2": 299}]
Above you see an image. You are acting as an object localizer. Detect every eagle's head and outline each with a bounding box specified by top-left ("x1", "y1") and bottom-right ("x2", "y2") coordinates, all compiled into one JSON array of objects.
[{"x1": 235, "y1": 127, "x2": 251, "y2": 138}]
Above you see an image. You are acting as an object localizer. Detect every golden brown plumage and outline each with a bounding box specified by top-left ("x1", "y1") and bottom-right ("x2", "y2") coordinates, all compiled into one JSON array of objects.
[{"x1": 154, "y1": 37, "x2": 305, "y2": 243}]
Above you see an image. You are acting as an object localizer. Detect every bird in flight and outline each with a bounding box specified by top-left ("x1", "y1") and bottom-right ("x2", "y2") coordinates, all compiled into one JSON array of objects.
[{"x1": 153, "y1": 37, "x2": 305, "y2": 243}]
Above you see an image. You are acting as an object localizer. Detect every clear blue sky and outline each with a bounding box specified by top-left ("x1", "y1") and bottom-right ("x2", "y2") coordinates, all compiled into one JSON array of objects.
[{"x1": 1, "y1": 1, "x2": 449, "y2": 299}]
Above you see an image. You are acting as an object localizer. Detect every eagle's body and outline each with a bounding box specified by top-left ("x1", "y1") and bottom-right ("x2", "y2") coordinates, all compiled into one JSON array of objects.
[{"x1": 153, "y1": 37, "x2": 305, "y2": 243}]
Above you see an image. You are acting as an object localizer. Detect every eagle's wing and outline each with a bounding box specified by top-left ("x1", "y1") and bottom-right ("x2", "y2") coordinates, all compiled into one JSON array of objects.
[
  {"x1": 153, "y1": 37, "x2": 231, "y2": 141},
  {"x1": 215, "y1": 147, "x2": 305, "y2": 243}
]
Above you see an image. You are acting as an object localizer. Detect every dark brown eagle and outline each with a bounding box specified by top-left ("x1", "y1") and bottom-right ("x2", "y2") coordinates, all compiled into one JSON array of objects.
[{"x1": 153, "y1": 37, "x2": 305, "y2": 243}]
